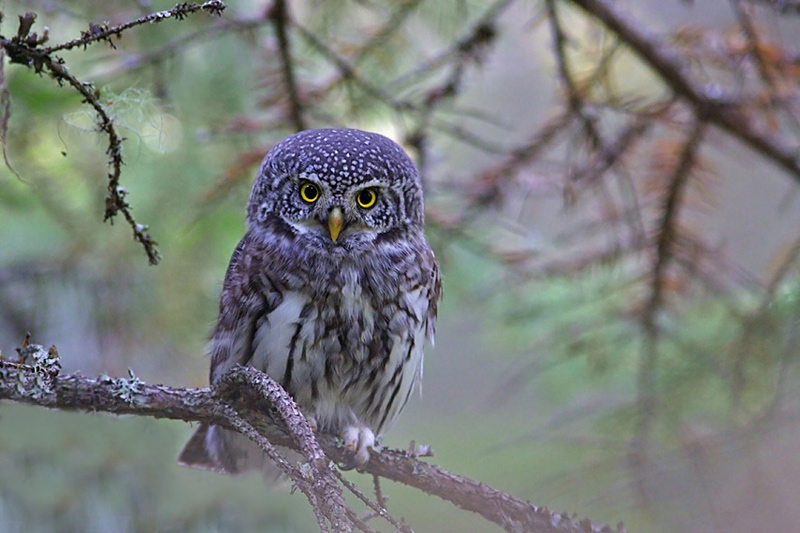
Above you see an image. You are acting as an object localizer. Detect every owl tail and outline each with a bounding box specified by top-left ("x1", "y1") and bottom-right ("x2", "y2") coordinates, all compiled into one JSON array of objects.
[
  {"x1": 178, "y1": 424, "x2": 234, "y2": 474},
  {"x1": 179, "y1": 424, "x2": 286, "y2": 480}
]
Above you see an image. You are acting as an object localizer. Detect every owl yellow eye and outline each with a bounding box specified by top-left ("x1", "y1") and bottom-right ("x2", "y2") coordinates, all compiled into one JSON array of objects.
[
  {"x1": 356, "y1": 188, "x2": 377, "y2": 209},
  {"x1": 300, "y1": 182, "x2": 320, "y2": 203}
]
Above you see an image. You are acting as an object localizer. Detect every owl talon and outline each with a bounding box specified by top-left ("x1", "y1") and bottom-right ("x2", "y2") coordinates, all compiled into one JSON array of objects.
[
  {"x1": 339, "y1": 425, "x2": 375, "y2": 469},
  {"x1": 339, "y1": 455, "x2": 359, "y2": 471}
]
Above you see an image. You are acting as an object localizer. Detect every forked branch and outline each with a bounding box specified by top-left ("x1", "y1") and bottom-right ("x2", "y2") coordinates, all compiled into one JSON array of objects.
[{"x1": 0, "y1": 345, "x2": 623, "y2": 533}]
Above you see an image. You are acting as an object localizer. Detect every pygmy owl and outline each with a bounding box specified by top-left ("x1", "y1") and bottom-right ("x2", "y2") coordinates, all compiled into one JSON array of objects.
[{"x1": 179, "y1": 128, "x2": 441, "y2": 474}]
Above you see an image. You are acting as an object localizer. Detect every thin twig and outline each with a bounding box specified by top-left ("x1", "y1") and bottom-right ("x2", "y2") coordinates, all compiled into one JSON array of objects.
[
  {"x1": 333, "y1": 470, "x2": 412, "y2": 533},
  {"x1": 93, "y1": 15, "x2": 268, "y2": 80},
  {"x1": 352, "y1": 0, "x2": 425, "y2": 64},
  {"x1": 295, "y1": 14, "x2": 509, "y2": 153},
  {"x1": 386, "y1": 0, "x2": 515, "y2": 91},
  {"x1": 630, "y1": 120, "x2": 706, "y2": 506},
  {"x1": 269, "y1": 0, "x2": 306, "y2": 131},
  {"x1": 0, "y1": 48, "x2": 23, "y2": 182},
  {"x1": 42, "y1": 1, "x2": 227, "y2": 54},
  {"x1": 219, "y1": 404, "x2": 335, "y2": 531}
]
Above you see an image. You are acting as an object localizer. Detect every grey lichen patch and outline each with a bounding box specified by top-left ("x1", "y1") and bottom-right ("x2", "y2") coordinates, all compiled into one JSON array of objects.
[
  {"x1": 20, "y1": 343, "x2": 62, "y2": 374},
  {"x1": 298, "y1": 461, "x2": 315, "y2": 481},
  {"x1": 10, "y1": 343, "x2": 62, "y2": 399},
  {"x1": 99, "y1": 368, "x2": 145, "y2": 405},
  {"x1": 405, "y1": 440, "x2": 433, "y2": 458},
  {"x1": 17, "y1": 343, "x2": 49, "y2": 364}
]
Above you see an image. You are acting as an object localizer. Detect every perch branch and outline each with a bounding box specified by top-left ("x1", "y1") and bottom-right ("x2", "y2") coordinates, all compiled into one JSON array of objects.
[
  {"x1": 0, "y1": 350, "x2": 622, "y2": 533},
  {"x1": 215, "y1": 366, "x2": 353, "y2": 532}
]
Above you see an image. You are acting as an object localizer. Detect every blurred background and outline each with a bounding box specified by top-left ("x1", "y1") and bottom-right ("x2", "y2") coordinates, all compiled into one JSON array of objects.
[{"x1": 2, "y1": 0, "x2": 800, "y2": 531}]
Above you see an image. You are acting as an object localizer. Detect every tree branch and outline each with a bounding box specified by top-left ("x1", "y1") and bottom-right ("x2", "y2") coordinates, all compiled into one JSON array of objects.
[
  {"x1": 0, "y1": 2, "x2": 227, "y2": 265},
  {"x1": 215, "y1": 365, "x2": 353, "y2": 532},
  {"x1": 0, "y1": 346, "x2": 623, "y2": 533},
  {"x1": 41, "y1": 1, "x2": 226, "y2": 53},
  {"x1": 631, "y1": 120, "x2": 706, "y2": 507},
  {"x1": 568, "y1": 0, "x2": 800, "y2": 186}
]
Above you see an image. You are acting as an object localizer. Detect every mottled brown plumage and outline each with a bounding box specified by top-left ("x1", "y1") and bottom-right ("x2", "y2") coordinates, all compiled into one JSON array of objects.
[{"x1": 179, "y1": 129, "x2": 441, "y2": 474}]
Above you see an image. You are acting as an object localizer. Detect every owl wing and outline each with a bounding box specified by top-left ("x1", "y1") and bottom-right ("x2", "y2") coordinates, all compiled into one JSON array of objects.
[
  {"x1": 425, "y1": 252, "x2": 442, "y2": 343},
  {"x1": 179, "y1": 231, "x2": 281, "y2": 473},
  {"x1": 367, "y1": 242, "x2": 441, "y2": 436},
  {"x1": 207, "y1": 231, "x2": 281, "y2": 384}
]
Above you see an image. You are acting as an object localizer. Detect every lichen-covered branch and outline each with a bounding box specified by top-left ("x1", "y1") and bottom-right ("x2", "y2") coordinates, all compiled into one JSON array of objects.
[
  {"x1": 215, "y1": 366, "x2": 353, "y2": 533},
  {"x1": 0, "y1": 345, "x2": 622, "y2": 533},
  {"x1": 42, "y1": 1, "x2": 226, "y2": 54},
  {"x1": 0, "y1": 2, "x2": 227, "y2": 265}
]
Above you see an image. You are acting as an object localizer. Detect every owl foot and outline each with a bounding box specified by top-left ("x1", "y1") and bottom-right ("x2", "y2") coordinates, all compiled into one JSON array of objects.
[{"x1": 339, "y1": 425, "x2": 376, "y2": 470}]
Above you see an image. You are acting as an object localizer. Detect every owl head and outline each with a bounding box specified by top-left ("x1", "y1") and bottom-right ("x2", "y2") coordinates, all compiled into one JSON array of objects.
[{"x1": 247, "y1": 129, "x2": 424, "y2": 247}]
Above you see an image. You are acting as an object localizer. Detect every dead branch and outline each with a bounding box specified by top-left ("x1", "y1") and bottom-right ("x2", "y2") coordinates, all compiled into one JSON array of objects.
[{"x1": 568, "y1": 0, "x2": 800, "y2": 186}]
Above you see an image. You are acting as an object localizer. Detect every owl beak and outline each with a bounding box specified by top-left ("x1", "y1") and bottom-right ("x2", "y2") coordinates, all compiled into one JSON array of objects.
[{"x1": 327, "y1": 206, "x2": 344, "y2": 242}]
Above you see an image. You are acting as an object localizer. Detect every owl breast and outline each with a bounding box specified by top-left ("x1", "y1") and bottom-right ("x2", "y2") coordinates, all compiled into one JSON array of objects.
[{"x1": 249, "y1": 255, "x2": 430, "y2": 437}]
